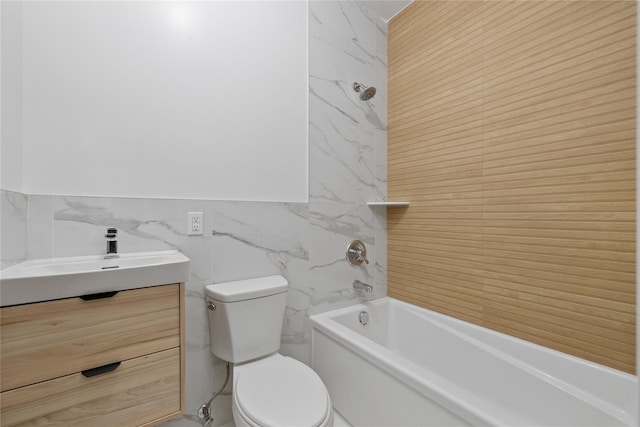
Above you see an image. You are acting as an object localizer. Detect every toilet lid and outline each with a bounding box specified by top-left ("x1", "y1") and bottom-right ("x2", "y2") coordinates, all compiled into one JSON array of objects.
[{"x1": 235, "y1": 357, "x2": 329, "y2": 427}]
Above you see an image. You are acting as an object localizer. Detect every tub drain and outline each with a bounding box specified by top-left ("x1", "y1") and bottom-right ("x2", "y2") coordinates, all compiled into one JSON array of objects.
[{"x1": 359, "y1": 311, "x2": 369, "y2": 326}]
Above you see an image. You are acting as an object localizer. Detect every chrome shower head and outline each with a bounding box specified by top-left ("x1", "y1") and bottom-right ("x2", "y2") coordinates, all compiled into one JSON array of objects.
[{"x1": 353, "y1": 82, "x2": 376, "y2": 101}]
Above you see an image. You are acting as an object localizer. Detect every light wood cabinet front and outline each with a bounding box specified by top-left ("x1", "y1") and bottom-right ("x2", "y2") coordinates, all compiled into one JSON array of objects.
[
  {"x1": 1, "y1": 348, "x2": 180, "y2": 427},
  {"x1": 0, "y1": 283, "x2": 185, "y2": 426},
  {"x1": 1, "y1": 284, "x2": 180, "y2": 392}
]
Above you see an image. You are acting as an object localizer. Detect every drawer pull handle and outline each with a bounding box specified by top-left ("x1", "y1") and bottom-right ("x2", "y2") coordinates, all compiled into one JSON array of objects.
[
  {"x1": 79, "y1": 291, "x2": 119, "y2": 301},
  {"x1": 81, "y1": 361, "x2": 121, "y2": 377}
]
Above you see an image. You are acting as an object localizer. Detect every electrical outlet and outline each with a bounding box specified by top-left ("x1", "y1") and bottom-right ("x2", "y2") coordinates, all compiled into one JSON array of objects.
[{"x1": 188, "y1": 212, "x2": 203, "y2": 235}]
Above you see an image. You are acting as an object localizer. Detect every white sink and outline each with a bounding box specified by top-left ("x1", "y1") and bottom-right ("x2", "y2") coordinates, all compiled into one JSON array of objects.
[{"x1": 0, "y1": 250, "x2": 190, "y2": 307}]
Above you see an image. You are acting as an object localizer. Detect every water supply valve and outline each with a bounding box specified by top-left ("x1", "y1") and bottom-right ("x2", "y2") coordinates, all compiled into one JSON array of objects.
[{"x1": 346, "y1": 240, "x2": 369, "y2": 266}]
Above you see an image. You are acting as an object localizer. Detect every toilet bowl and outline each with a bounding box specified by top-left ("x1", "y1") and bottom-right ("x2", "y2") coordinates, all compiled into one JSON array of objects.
[
  {"x1": 231, "y1": 354, "x2": 333, "y2": 427},
  {"x1": 205, "y1": 275, "x2": 333, "y2": 427}
]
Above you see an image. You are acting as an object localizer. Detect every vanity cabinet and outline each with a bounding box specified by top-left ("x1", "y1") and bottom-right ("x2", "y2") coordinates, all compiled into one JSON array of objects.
[{"x1": 0, "y1": 283, "x2": 185, "y2": 426}]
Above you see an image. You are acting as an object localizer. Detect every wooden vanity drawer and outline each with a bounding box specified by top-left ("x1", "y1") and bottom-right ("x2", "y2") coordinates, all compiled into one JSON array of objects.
[
  {"x1": 0, "y1": 347, "x2": 181, "y2": 427},
  {"x1": 0, "y1": 284, "x2": 180, "y2": 392}
]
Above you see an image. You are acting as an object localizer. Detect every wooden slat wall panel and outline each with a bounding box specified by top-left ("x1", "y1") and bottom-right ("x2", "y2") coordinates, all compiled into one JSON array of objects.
[
  {"x1": 482, "y1": 0, "x2": 636, "y2": 373},
  {"x1": 389, "y1": 0, "x2": 486, "y2": 326},
  {"x1": 388, "y1": 0, "x2": 636, "y2": 373}
]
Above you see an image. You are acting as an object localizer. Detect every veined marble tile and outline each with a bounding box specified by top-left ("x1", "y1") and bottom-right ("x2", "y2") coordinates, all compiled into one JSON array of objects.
[
  {"x1": 208, "y1": 201, "x2": 311, "y2": 364},
  {"x1": 0, "y1": 189, "x2": 28, "y2": 269},
  {"x1": 184, "y1": 286, "x2": 212, "y2": 355},
  {"x1": 308, "y1": 76, "x2": 378, "y2": 205},
  {"x1": 308, "y1": 0, "x2": 386, "y2": 318},
  {"x1": 184, "y1": 349, "x2": 234, "y2": 427},
  {"x1": 310, "y1": 1, "x2": 377, "y2": 54},
  {"x1": 308, "y1": 264, "x2": 378, "y2": 315},
  {"x1": 374, "y1": 128, "x2": 388, "y2": 202},
  {"x1": 209, "y1": 201, "x2": 308, "y2": 285},
  {"x1": 309, "y1": 118, "x2": 376, "y2": 205},
  {"x1": 53, "y1": 197, "x2": 160, "y2": 256},
  {"x1": 309, "y1": 27, "x2": 375, "y2": 82},
  {"x1": 281, "y1": 276, "x2": 313, "y2": 365},
  {"x1": 308, "y1": 201, "x2": 379, "y2": 314},
  {"x1": 308, "y1": 1, "x2": 380, "y2": 130},
  {"x1": 372, "y1": 14, "x2": 388, "y2": 294},
  {"x1": 308, "y1": 30, "x2": 379, "y2": 132},
  {"x1": 161, "y1": 349, "x2": 233, "y2": 427},
  {"x1": 281, "y1": 303, "x2": 313, "y2": 364},
  {"x1": 309, "y1": 0, "x2": 383, "y2": 209},
  {"x1": 27, "y1": 195, "x2": 53, "y2": 260},
  {"x1": 375, "y1": 13, "x2": 388, "y2": 45},
  {"x1": 52, "y1": 196, "x2": 215, "y2": 301},
  {"x1": 374, "y1": 15, "x2": 388, "y2": 130},
  {"x1": 373, "y1": 205, "x2": 387, "y2": 294},
  {"x1": 310, "y1": 201, "x2": 374, "y2": 245}
]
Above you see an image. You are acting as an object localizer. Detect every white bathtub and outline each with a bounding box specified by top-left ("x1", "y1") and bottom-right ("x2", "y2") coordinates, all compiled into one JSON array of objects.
[{"x1": 310, "y1": 297, "x2": 637, "y2": 427}]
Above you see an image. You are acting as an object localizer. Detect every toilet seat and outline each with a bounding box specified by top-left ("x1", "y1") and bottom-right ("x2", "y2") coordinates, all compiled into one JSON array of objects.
[{"x1": 233, "y1": 355, "x2": 332, "y2": 427}]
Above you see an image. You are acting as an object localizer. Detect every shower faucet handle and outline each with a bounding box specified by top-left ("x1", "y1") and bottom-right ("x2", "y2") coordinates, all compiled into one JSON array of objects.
[{"x1": 346, "y1": 240, "x2": 369, "y2": 266}]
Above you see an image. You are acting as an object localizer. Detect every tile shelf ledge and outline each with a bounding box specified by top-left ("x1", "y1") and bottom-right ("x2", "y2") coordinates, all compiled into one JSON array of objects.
[{"x1": 366, "y1": 201, "x2": 410, "y2": 207}]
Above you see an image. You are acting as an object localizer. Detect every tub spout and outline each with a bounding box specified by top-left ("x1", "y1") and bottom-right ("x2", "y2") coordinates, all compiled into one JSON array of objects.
[{"x1": 353, "y1": 280, "x2": 373, "y2": 293}]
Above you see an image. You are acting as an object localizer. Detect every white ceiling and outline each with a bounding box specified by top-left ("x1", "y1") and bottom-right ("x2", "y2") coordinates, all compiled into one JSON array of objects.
[{"x1": 358, "y1": 0, "x2": 413, "y2": 21}]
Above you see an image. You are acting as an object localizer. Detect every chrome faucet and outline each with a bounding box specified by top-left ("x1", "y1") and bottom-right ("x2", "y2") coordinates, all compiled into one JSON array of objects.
[
  {"x1": 352, "y1": 280, "x2": 373, "y2": 294},
  {"x1": 104, "y1": 228, "x2": 119, "y2": 259}
]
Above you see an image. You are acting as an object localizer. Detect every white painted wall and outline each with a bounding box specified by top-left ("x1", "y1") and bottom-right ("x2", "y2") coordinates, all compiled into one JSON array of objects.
[
  {"x1": 17, "y1": 1, "x2": 308, "y2": 201},
  {"x1": 1, "y1": 1, "x2": 23, "y2": 192}
]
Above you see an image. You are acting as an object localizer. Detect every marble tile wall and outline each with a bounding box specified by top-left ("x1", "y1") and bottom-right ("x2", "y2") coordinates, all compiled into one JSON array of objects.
[
  {"x1": 11, "y1": 195, "x2": 307, "y2": 426},
  {"x1": 0, "y1": 190, "x2": 29, "y2": 270},
  {"x1": 308, "y1": 0, "x2": 387, "y2": 318},
  {"x1": 0, "y1": 2, "x2": 387, "y2": 425},
  {"x1": 374, "y1": 12, "x2": 389, "y2": 296}
]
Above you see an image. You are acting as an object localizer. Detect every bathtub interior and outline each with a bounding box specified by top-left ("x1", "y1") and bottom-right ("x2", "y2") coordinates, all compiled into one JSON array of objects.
[
  {"x1": 416, "y1": 303, "x2": 638, "y2": 420},
  {"x1": 313, "y1": 297, "x2": 637, "y2": 427},
  {"x1": 331, "y1": 298, "x2": 393, "y2": 347}
]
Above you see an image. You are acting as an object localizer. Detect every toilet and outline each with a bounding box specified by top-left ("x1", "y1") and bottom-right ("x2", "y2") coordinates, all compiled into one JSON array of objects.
[{"x1": 205, "y1": 275, "x2": 334, "y2": 427}]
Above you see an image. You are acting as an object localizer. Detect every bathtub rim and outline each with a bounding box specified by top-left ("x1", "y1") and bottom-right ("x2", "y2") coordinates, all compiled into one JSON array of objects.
[
  {"x1": 311, "y1": 299, "x2": 503, "y2": 426},
  {"x1": 398, "y1": 299, "x2": 637, "y2": 421},
  {"x1": 310, "y1": 296, "x2": 637, "y2": 427}
]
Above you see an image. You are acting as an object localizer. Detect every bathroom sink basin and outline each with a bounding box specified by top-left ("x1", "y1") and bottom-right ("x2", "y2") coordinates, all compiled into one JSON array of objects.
[{"x1": 0, "y1": 250, "x2": 190, "y2": 307}]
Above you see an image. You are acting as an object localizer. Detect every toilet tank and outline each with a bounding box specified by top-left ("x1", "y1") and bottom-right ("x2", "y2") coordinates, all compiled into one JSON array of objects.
[{"x1": 205, "y1": 275, "x2": 288, "y2": 363}]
